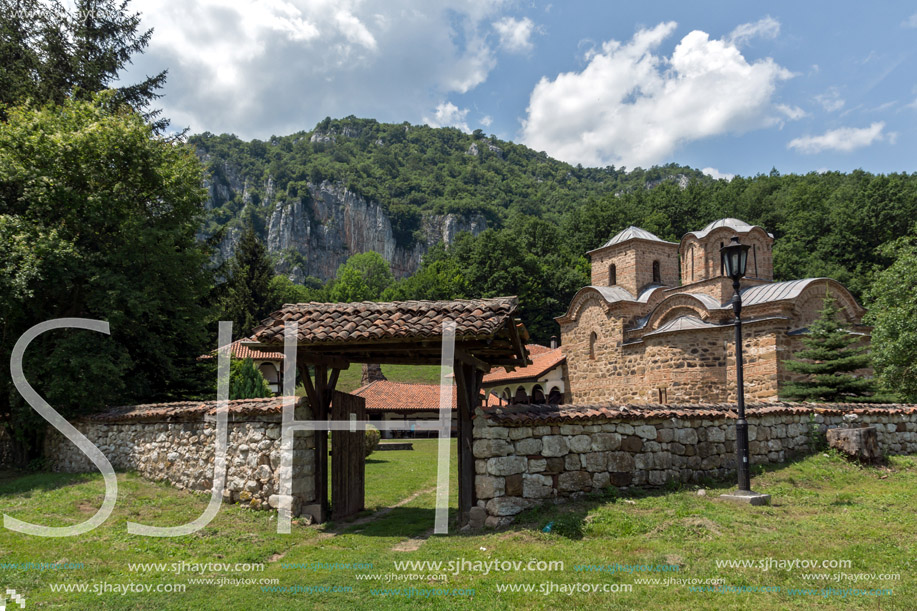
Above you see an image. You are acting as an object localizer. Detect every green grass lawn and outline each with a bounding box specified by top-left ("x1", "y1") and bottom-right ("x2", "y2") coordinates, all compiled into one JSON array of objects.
[
  {"x1": 331, "y1": 363, "x2": 444, "y2": 393},
  {"x1": 0, "y1": 446, "x2": 915, "y2": 610}
]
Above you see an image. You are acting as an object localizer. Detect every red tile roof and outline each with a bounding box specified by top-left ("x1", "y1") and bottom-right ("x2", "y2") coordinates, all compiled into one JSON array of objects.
[
  {"x1": 480, "y1": 402, "x2": 917, "y2": 425},
  {"x1": 198, "y1": 339, "x2": 285, "y2": 361},
  {"x1": 83, "y1": 397, "x2": 304, "y2": 423},
  {"x1": 483, "y1": 345, "x2": 564, "y2": 384},
  {"x1": 249, "y1": 298, "x2": 520, "y2": 345},
  {"x1": 353, "y1": 380, "x2": 505, "y2": 412}
]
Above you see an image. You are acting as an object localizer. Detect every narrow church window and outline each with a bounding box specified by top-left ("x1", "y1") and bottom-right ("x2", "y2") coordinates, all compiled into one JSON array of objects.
[
  {"x1": 657, "y1": 387, "x2": 668, "y2": 404},
  {"x1": 589, "y1": 331, "x2": 597, "y2": 360},
  {"x1": 719, "y1": 242, "x2": 725, "y2": 276},
  {"x1": 753, "y1": 244, "x2": 758, "y2": 278},
  {"x1": 652, "y1": 260, "x2": 661, "y2": 284},
  {"x1": 609, "y1": 263, "x2": 617, "y2": 286},
  {"x1": 690, "y1": 246, "x2": 694, "y2": 282}
]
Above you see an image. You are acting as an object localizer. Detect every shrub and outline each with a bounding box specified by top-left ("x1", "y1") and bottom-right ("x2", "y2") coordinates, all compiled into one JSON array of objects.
[{"x1": 364, "y1": 424, "x2": 381, "y2": 458}]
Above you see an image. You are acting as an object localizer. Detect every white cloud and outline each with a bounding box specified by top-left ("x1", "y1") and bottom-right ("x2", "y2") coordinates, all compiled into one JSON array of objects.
[
  {"x1": 124, "y1": 0, "x2": 509, "y2": 137},
  {"x1": 702, "y1": 167, "x2": 735, "y2": 181},
  {"x1": 787, "y1": 122, "x2": 890, "y2": 154},
  {"x1": 776, "y1": 104, "x2": 807, "y2": 120},
  {"x1": 815, "y1": 87, "x2": 845, "y2": 112},
  {"x1": 902, "y1": 13, "x2": 917, "y2": 28},
  {"x1": 423, "y1": 102, "x2": 470, "y2": 132},
  {"x1": 480, "y1": 115, "x2": 493, "y2": 126},
  {"x1": 493, "y1": 16, "x2": 535, "y2": 53},
  {"x1": 727, "y1": 16, "x2": 780, "y2": 47},
  {"x1": 520, "y1": 20, "x2": 793, "y2": 168}
]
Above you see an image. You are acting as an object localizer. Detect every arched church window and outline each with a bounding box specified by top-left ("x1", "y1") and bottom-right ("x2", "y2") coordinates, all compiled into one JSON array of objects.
[
  {"x1": 652, "y1": 260, "x2": 661, "y2": 284},
  {"x1": 609, "y1": 263, "x2": 616, "y2": 286},
  {"x1": 589, "y1": 331, "x2": 597, "y2": 360}
]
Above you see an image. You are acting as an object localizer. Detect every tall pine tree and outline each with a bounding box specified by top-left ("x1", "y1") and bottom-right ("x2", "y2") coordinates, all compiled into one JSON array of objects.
[
  {"x1": 781, "y1": 291, "x2": 875, "y2": 402},
  {"x1": 0, "y1": 0, "x2": 167, "y2": 128},
  {"x1": 221, "y1": 222, "x2": 276, "y2": 339}
]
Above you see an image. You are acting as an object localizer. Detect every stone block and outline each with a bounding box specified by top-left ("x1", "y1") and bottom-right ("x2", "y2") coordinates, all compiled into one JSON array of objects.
[
  {"x1": 523, "y1": 473, "x2": 554, "y2": 499},
  {"x1": 558, "y1": 471, "x2": 592, "y2": 493},
  {"x1": 486, "y1": 456, "x2": 528, "y2": 476},
  {"x1": 606, "y1": 452, "x2": 635, "y2": 472},
  {"x1": 592, "y1": 432, "x2": 621, "y2": 451},
  {"x1": 505, "y1": 474, "x2": 523, "y2": 497},
  {"x1": 515, "y1": 437, "x2": 542, "y2": 455},
  {"x1": 508, "y1": 427, "x2": 533, "y2": 440},
  {"x1": 542, "y1": 436, "x2": 569, "y2": 457},
  {"x1": 486, "y1": 496, "x2": 533, "y2": 516},
  {"x1": 826, "y1": 426, "x2": 882, "y2": 462},
  {"x1": 544, "y1": 457, "x2": 565, "y2": 474},
  {"x1": 528, "y1": 458, "x2": 547, "y2": 472},
  {"x1": 621, "y1": 436, "x2": 643, "y2": 452},
  {"x1": 565, "y1": 454, "x2": 582, "y2": 470},
  {"x1": 569, "y1": 435, "x2": 593, "y2": 453},
  {"x1": 674, "y1": 428, "x2": 697, "y2": 445},
  {"x1": 475, "y1": 475, "x2": 505, "y2": 499},
  {"x1": 635, "y1": 425, "x2": 657, "y2": 440},
  {"x1": 473, "y1": 438, "x2": 513, "y2": 458},
  {"x1": 582, "y1": 452, "x2": 607, "y2": 472}
]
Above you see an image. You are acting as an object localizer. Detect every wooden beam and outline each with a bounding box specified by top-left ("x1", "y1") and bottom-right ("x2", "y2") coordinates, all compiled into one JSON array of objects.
[
  {"x1": 328, "y1": 367, "x2": 340, "y2": 394},
  {"x1": 455, "y1": 361, "x2": 475, "y2": 526},
  {"x1": 454, "y1": 349, "x2": 491, "y2": 372},
  {"x1": 314, "y1": 364, "x2": 330, "y2": 521}
]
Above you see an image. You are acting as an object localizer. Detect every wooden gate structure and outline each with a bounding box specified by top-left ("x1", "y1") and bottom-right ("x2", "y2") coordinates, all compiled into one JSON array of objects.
[
  {"x1": 246, "y1": 298, "x2": 529, "y2": 526},
  {"x1": 331, "y1": 390, "x2": 366, "y2": 520}
]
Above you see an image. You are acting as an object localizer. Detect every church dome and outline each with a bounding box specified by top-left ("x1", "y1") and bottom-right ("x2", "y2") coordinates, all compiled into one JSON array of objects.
[{"x1": 687, "y1": 218, "x2": 774, "y2": 240}]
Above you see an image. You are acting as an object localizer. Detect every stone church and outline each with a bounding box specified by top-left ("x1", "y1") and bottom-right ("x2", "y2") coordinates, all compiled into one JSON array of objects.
[{"x1": 556, "y1": 218, "x2": 869, "y2": 404}]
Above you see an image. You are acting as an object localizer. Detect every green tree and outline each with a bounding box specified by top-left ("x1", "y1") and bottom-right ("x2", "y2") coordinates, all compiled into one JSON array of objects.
[
  {"x1": 328, "y1": 251, "x2": 394, "y2": 302},
  {"x1": 0, "y1": 94, "x2": 213, "y2": 455},
  {"x1": 221, "y1": 222, "x2": 276, "y2": 338},
  {"x1": 866, "y1": 234, "x2": 917, "y2": 401},
  {"x1": 229, "y1": 358, "x2": 272, "y2": 399},
  {"x1": 781, "y1": 292, "x2": 875, "y2": 402},
  {"x1": 0, "y1": 0, "x2": 167, "y2": 128}
]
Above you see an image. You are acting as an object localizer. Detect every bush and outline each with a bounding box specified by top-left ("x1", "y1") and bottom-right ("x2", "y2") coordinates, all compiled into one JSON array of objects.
[{"x1": 364, "y1": 424, "x2": 381, "y2": 458}]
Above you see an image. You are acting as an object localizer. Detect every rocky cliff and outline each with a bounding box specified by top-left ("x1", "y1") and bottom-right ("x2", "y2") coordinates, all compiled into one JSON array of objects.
[{"x1": 208, "y1": 175, "x2": 486, "y2": 282}]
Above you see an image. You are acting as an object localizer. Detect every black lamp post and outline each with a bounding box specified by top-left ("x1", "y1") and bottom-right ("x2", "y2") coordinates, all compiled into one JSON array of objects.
[{"x1": 721, "y1": 236, "x2": 752, "y2": 492}]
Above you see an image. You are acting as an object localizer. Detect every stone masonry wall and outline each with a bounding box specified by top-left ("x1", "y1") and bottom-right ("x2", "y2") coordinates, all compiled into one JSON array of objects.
[
  {"x1": 473, "y1": 404, "x2": 917, "y2": 528},
  {"x1": 44, "y1": 404, "x2": 316, "y2": 516}
]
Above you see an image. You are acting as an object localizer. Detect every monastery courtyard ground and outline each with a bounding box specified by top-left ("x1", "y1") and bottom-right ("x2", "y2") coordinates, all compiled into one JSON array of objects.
[{"x1": 1, "y1": 440, "x2": 914, "y2": 609}]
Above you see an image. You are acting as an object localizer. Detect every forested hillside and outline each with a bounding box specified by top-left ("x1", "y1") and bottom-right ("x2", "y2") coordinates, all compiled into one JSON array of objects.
[{"x1": 192, "y1": 118, "x2": 917, "y2": 344}]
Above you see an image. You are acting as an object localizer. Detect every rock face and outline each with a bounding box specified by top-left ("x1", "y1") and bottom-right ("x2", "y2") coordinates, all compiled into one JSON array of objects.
[
  {"x1": 826, "y1": 426, "x2": 883, "y2": 462},
  {"x1": 209, "y1": 177, "x2": 487, "y2": 282}
]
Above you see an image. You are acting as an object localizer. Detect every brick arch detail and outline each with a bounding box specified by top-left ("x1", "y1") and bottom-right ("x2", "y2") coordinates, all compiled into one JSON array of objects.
[{"x1": 644, "y1": 294, "x2": 712, "y2": 331}]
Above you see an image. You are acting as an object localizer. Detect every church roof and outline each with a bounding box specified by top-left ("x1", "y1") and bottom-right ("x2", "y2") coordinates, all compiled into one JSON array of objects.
[
  {"x1": 596, "y1": 226, "x2": 677, "y2": 250},
  {"x1": 737, "y1": 278, "x2": 823, "y2": 306},
  {"x1": 686, "y1": 218, "x2": 774, "y2": 240},
  {"x1": 644, "y1": 315, "x2": 723, "y2": 338}
]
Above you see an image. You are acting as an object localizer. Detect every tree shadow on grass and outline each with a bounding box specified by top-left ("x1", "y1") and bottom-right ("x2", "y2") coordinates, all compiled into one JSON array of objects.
[{"x1": 0, "y1": 470, "x2": 98, "y2": 497}]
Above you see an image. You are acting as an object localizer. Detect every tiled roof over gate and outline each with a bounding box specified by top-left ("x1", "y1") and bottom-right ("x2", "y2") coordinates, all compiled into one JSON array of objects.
[{"x1": 249, "y1": 298, "x2": 520, "y2": 345}]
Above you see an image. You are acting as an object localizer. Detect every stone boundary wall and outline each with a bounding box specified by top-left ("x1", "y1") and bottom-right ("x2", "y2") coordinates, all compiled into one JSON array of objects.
[
  {"x1": 473, "y1": 403, "x2": 917, "y2": 528},
  {"x1": 43, "y1": 398, "x2": 316, "y2": 516}
]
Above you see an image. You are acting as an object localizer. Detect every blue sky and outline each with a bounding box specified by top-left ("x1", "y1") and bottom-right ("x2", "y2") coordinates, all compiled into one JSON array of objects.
[{"x1": 123, "y1": 1, "x2": 917, "y2": 178}]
